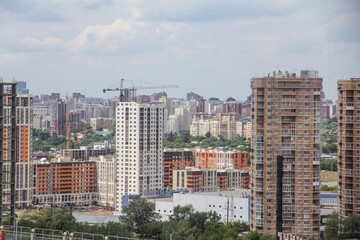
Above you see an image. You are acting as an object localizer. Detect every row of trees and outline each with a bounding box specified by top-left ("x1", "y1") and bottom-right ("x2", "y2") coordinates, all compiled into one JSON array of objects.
[
  {"x1": 165, "y1": 132, "x2": 250, "y2": 152},
  {"x1": 15, "y1": 200, "x2": 360, "y2": 240},
  {"x1": 6, "y1": 209, "x2": 133, "y2": 238},
  {"x1": 12, "y1": 198, "x2": 277, "y2": 240},
  {"x1": 320, "y1": 158, "x2": 337, "y2": 172},
  {"x1": 33, "y1": 124, "x2": 116, "y2": 152}
]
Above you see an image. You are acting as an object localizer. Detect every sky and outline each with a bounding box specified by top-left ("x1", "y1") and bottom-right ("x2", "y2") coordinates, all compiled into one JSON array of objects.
[{"x1": 0, "y1": 0, "x2": 359, "y2": 100}]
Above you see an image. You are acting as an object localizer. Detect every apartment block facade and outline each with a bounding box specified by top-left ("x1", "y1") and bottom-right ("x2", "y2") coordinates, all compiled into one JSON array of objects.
[
  {"x1": 92, "y1": 155, "x2": 117, "y2": 210},
  {"x1": 195, "y1": 149, "x2": 247, "y2": 170},
  {"x1": 116, "y1": 102, "x2": 164, "y2": 210},
  {"x1": 173, "y1": 167, "x2": 249, "y2": 191},
  {"x1": 337, "y1": 78, "x2": 360, "y2": 217},
  {"x1": 250, "y1": 70, "x2": 322, "y2": 238},
  {"x1": 34, "y1": 160, "x2": 97, "y2": 206},
  {"x1": 163, "y1": 148, "x2": 194, "y2": 189}
]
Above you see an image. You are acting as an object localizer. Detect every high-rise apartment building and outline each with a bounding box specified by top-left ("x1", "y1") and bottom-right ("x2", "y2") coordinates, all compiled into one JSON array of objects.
[
  {"x1": 1, "y1": 92, "x2": 34, "y2": 209},
  {"x1": 116, "y1": 102, "x2": 164, "y2": 210},
  {"x1": 250, "y1": 70, "x2": 322, "y2": 238},
  {"x1": 50, "y1": 99, "x2": 66, "y2": 135},
  {"x1": 337, "y1": 78, "x2": 360, "y2": 217}
]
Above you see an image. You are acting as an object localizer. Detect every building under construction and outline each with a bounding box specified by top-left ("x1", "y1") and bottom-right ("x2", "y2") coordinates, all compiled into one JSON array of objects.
[
  {"x1": 1, "y1": 82, "x2": 34, "y2": 226},
  {"x1": 0, "y1": 82, "x2": 17, "y2": 226}
]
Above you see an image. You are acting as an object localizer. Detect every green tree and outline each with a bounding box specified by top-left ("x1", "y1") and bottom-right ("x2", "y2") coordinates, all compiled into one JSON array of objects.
[
  {"x1": 205, "y1": 131, "x2": 211, "y2": 138},
  {"x1": 247, "y1": 231, "x2": 261, "y2": 240},
  {"x1": 341, "y1": 214, "x2": 360, "y2": 239},
  {"x1": 180, "y1": 132, "x2": 190, "y2": 143},
  {"x1": 168, "y1": 132, "x2": 175, "y2": 142},
  {"x1": 325, "y1": 212, "x2": 342, "y2": 240},
  {"x1": 170, "y1": 205, "x2": 194, "y2": 222},
  {"x1": 119, "y1": 198, "x2": 159, "y2": 235}
]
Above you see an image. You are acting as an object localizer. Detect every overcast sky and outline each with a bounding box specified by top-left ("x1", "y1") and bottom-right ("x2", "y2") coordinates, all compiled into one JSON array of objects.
[{"x1": 0, "y1": 0, "x2": 359, "y2": 100}]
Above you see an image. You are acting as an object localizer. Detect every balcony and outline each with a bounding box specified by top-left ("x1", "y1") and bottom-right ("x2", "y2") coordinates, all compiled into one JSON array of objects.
[
  {"x1": 256, "y1": 185, "x2": 264, "y2": 192},
  {"x1": 256, "y1": 171, "x2": 264, "y2": 178},
  {"x1": 255, "y1": 219, "x2": 263, "y2": 227},
  {"x1": 283, "y1": 164, "x2": 292, "y2": 171},
  {"x1": 256, "y1": 157, "x2": 264, "y2": 164},
  {"x1": 314, "y1": 91, "x2": 321, "y2": 95},
  {"x1": 313, "y1": 207, "x2": 320, "y2": 213},
  {"x1": 346, "y1": 117, "x2": 354, "y2": 123},
  {"x1": 281, "y1": 130, "x2": 295, "y2": 136},
  {"x1": 313, "y1": 161, "x2": 320, "y2": 165},
  {"x1": 345, "y1": 170, "x2": 353, "y2": 177}
]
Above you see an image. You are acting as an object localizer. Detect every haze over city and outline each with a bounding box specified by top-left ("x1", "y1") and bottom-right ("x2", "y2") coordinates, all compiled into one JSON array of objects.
[{"x1": 1, "y1": 0, "x2": 359, "y2": 100}]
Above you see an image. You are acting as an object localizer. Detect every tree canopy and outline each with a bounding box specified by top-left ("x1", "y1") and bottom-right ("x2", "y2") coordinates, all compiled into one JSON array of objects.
[{"x1": 119, "y1": 198, "x2": 160, "y2": 235}]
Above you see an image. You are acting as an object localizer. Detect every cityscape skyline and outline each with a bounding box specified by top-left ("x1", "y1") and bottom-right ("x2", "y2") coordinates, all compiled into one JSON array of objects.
[{"x1": 1, "y1": 1, "x2": 359, "y2": 100}]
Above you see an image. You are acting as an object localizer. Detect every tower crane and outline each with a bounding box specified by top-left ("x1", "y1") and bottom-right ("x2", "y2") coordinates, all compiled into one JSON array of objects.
[{"x1": 103, "y1": 78, "x2": 179, "y2": 102}]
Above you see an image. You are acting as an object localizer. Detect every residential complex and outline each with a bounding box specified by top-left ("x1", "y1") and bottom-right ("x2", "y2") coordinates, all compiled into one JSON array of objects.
[
  {"x1": 62, "y1": 146, "x2": 107, "y2": 161},
  {"x1": 93, "y1": 155, "x2": 117, "y2": 210},
  {"x1": 195, "y1": 149, "x2": 247, "y2": 170},
  {"x1": 163, "y1": 148, "x2": 194, "y2": 189},
  {"x1": 173, "y1": 167, "x2": 249, "y2": 191},
  {"x1": 250, "y1": 70, "x2": 322, "y2": 238},
  {"x1": 34, "y1": 160, "x2": 97, "y2": 206},
  {"x1": 115, "y1": 102, "x2": 165, "y2": 209},
  {"x1": 337, "y1": 78, "x2": 360, "y2": 217}
]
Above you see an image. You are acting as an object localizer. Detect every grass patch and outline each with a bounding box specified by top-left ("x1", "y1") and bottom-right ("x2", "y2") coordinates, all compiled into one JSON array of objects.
[{"x1": 321, "y1": 171, "x2": 338, "y2": 182}]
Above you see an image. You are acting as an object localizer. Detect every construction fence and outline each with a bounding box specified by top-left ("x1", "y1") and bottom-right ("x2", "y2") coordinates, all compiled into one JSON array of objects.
[{"x1": 0, "y1": 226, "x2": 137, "y2": 240}]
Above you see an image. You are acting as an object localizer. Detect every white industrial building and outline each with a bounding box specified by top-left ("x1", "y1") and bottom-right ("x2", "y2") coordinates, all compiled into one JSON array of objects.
[
  {"x1": 148, "y1": 189, "x2": 250, "y2": 223},
  {"x1": 116, "y1": 102, "x2": 165, "y2": 210}
]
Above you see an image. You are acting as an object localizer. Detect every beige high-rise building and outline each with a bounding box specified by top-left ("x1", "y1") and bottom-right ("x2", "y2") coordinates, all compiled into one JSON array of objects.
[
  {"x1": 250, "y1": 70, "x2": 322, "y2": 238},
  {"x1": 337, "y1": 78, "x2": 360, "y2": 217}
]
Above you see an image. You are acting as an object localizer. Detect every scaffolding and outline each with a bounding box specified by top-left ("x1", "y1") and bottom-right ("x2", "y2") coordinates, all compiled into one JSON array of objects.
[{"x1": 0, "y1": 82, "x2": 17, "y2": 226}]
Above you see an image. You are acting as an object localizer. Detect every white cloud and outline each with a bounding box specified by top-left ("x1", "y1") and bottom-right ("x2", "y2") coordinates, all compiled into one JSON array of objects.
[
  {"x1": 68, "y1": 18, "x2": 148, "y2": 52},
  {"x1": 21, "y1": 37, "x2": 66, "y2": 49}
]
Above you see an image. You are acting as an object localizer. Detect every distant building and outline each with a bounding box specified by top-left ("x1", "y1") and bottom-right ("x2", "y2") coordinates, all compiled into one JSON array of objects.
[
  {"x1": 186, "y1": 92, "x2": 203, "y2": 101},
  {"x1": 150, "y1": 92, "x2": 167, "y2": 102},
  {"x1": 15, "y1": 81, "x2": 29, "y2": 94},
  {"x1": 62, "y1": 146, "x2": 107, "y2": 161},
  {"x1": 90, "y1": 117, "x2": 114, "y2": 130},
  {"x1": 72, "y1": 92, "x2": 85, "y2": 99},
  {"x1": 50, "y1": 100, "x2": 66, "y2": 135},
  {"x1": 196, "y1": 99, "x2": 208, "y2": 113},
  {"x1": 173, "y1": 167, "x2": 249, "y2": 191},
  {"x1": 50, "y1": 93, "x2": 60, "y2": 101}
]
